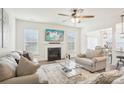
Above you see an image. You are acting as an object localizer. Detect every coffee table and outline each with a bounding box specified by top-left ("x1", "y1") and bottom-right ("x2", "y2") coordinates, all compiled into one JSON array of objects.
[
  {"x1": 58, "y1": 60, "x2": 82, "y2": 78},
  {"x1": 37, "y1": 60, "x2": 84, "y2": 84}
]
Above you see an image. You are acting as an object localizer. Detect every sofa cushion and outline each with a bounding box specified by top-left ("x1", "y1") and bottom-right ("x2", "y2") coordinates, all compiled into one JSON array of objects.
[
  {"x1": 92, "y1": 56, "x2": 106, "y2": 63},
  {"x1": 85, "y1": 49, "x2": 96, "y2": 58},
  {"x1": 76, "y1": 57, "x2": 94, "y2": 66},
  {"x1": 0, "y1": 61, "x2": 15, "y2": 82},
  {"x1": 95, "y1": 50, "x2": 104, "y2": 57},
  {"x1": 16, "y1": 56, "x2": 40, "y2": 76},
  {"x1": 77, "y1": 54, "x2": 86, "y2": 58}
]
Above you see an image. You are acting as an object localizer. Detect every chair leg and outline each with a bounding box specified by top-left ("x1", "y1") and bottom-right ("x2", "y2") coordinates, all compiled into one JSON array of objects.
[
  {"x1": 116, "y1": 61, "x2": 120, "y2": 69},
  {"x1": 123, "y1": 62, "x2": 124, "y2": 66}
]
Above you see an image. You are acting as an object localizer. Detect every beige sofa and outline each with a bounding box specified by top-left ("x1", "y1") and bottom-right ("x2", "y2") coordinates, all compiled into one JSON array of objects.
[
  {"x1": 76, "y1": 48, "x2": 106, "y2": 72},
  {"x1": 0, "y1": 73, "x2": 48, "y2": 84},
  {"x1": 0, "y1": 52, "x2": 48, "y2": 84}
]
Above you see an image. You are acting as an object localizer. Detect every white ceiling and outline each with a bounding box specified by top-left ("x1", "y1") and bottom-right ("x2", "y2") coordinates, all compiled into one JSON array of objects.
[{"x1": 5, "y1": 8, "x2": 124, "y2": 31}]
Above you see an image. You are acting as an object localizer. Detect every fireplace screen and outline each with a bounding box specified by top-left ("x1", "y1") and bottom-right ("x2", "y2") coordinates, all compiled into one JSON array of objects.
[{"x1": 48, "y1": 48, "x2": 61, "y2": 61}]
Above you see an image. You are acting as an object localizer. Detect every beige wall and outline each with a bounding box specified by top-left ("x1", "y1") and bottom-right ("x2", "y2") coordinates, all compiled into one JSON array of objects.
[{"x1": 16, "y1": 19, "x2": 81, "y2": 60}]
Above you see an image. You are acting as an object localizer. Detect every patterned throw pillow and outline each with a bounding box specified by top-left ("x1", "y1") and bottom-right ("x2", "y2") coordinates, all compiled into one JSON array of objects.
[
  {"x1": 90, "y1": 70, "x2": 123, "y2": 84},
  {"x1": 79, "y1": 70, "x2": 123, "y2": 84}
]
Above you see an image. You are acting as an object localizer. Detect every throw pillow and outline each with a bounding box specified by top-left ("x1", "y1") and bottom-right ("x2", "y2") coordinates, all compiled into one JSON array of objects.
[
  {"x1": 83, "y1": 70, "x2": 123, "y2": 84},
  {"x1": 85, "y1": 49, "x2": 96, "y2": 58},
  {"x1": 23, "y1": 52, "x2": 33, "y2": 61},
  {"x1": 9, "y1": 51, "x2": 21, "y2": 60},
  {"x1": 0, "y1": 61, "x2": 15, "y2": 82},
  {"x1": 9, "y1": 51, "x2": 21, "y2": 64},
  {"x1": 16, "y1": 56, "x2": 40, "y2": 76},
  {"x1": 0, "y1": 57, "x2": 17, "y2": 71},
  {"x1": 92, "y1": 56, "x2": 106, "y2": 62},
  {"x1": 95, "y1": 50, "x2": 104, "y2": 57}
]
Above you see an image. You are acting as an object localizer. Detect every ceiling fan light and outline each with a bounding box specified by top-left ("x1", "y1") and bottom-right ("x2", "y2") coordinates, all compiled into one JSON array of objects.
[
  {"x1": 71, "y1": 18, "x2": 75, "y2": 23},
  {"x1": 75, "y1": 18, "x2": 80, "y2": 23},
  {"x1": 71, "y1": 18, "x2": 80, "y2": 23}
]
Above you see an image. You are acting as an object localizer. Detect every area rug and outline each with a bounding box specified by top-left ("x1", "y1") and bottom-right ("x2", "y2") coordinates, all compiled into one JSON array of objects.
[{"x1": 37, "y1": 61, "x2": 99, "y2": 84}]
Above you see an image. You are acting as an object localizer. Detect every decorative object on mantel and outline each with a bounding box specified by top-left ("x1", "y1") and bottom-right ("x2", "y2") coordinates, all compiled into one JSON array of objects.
[
  {"x1": 49, "y1": 41, "x2": 60, "y2": 44},
  {"x1": 45, "y1": 29, "x2": 64, "y2": 43},
  {"x1": 65, "y1": 53, "x2": 71, "y2": 60},
  {"x1": 120, "y1": 15, "x2": 124, "y2": 38}
]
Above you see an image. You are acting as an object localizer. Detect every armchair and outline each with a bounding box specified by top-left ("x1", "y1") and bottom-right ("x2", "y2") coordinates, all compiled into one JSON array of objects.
[{"x1": 75, "y1": 48, "x2": 106, "y2": 72}]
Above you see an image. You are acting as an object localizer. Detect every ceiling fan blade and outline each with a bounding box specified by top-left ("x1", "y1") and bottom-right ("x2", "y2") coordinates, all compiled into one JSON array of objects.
[
  {"x1": 58, "y1": 14, "x2": 69, "y2": 17},
  {"x1": 77, "y1": 16, "x2": 94, "y2": 19}
]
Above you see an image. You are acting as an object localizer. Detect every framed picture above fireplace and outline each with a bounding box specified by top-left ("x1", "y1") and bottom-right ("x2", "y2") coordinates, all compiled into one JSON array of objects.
[{"x1": 45, "y1": 29, "x2": 64, "y2": 43}]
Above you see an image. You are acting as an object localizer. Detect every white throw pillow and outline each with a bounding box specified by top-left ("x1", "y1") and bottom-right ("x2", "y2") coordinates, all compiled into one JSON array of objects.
[
  {"x1": 0, "y1": 57, "x2": 17, "y2": 71},
  {"x1": 9, "y1": 52, "x2": 21, "y2": 60}
]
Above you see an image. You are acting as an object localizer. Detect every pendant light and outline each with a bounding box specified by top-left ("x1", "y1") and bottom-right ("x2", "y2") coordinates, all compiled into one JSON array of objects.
[{"x1": 120, "y1": 15, "x2": 124, "y2": 38}]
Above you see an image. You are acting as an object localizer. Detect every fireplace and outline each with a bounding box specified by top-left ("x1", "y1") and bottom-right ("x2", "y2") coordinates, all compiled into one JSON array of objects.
[{"x1": 48, "y1": 47, "x2": 61, "y2": 61}]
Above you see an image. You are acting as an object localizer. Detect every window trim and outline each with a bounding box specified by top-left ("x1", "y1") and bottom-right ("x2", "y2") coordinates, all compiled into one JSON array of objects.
[
  {"x1": 23, "y1": 28, "x2": 39, "y2": 55},
  {"x1": 67, "y1": 32, "x2": 77, "y2": 54}
]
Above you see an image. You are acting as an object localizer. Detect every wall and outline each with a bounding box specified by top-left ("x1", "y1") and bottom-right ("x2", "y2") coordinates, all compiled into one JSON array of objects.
[
  {"x1": 80, "y1": 28, "x2": 86, "y2": 53},
  {"x1": 80, "y1": 29, "x2": 102, "y2": 53},
  {"x1": 0, "y1": 9, "x2": 16, "y2": 55},
  {"x1": 16, "y1": 19, "x2": 81, "y2": 60}
]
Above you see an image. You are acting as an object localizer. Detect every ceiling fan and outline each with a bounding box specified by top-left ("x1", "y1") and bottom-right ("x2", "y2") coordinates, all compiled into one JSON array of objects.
[{"x1": 58, "y1": 8, "x2": 94, "y2": 23}]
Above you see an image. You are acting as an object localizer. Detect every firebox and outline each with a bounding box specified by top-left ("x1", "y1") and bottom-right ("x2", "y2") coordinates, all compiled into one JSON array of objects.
[{"x1": 48, "y1": 47, "x2": 61, "y2": 61}]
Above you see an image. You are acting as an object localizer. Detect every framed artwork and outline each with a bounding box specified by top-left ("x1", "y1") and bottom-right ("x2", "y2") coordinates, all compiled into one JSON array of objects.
[{"x1": 45, "y1": 29, "x2": 64, "y2": 42}]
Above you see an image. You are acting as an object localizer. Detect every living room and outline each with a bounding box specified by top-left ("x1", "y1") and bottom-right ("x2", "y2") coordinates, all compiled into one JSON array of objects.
[{"x1": 1, "y1": 8, "x2": 124, "y2": 84}]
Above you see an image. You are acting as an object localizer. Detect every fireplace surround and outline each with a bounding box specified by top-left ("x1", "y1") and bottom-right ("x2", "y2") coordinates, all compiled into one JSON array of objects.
[{"x1": 48, "y1": 47, "x2": 61, "y2": 61}]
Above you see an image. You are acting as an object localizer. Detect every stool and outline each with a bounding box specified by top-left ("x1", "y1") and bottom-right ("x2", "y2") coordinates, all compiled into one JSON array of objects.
[{"x1": 116, "y1": 56, "x2": 124, "y2": 68}]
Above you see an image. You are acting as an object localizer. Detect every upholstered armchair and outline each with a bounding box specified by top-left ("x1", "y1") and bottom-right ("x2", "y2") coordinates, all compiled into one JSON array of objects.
[{"x1": 75, "y1": 47, "x2": 107, "y2": 72}]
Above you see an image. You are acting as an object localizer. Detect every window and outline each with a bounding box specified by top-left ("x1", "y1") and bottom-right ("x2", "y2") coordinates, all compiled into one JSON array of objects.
[
  {"x1": 87, "y1": 37, "x2": 98, "y2": 49},
  {"x1": 67, "y1": 32, "x2": 76, "y2": 53},
  {"x1": 24, "y1": 28, "x2": 38, "y2": 54},
  {"x1": 101, "y1": 28, "x2": 112, "y2": 48}
]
